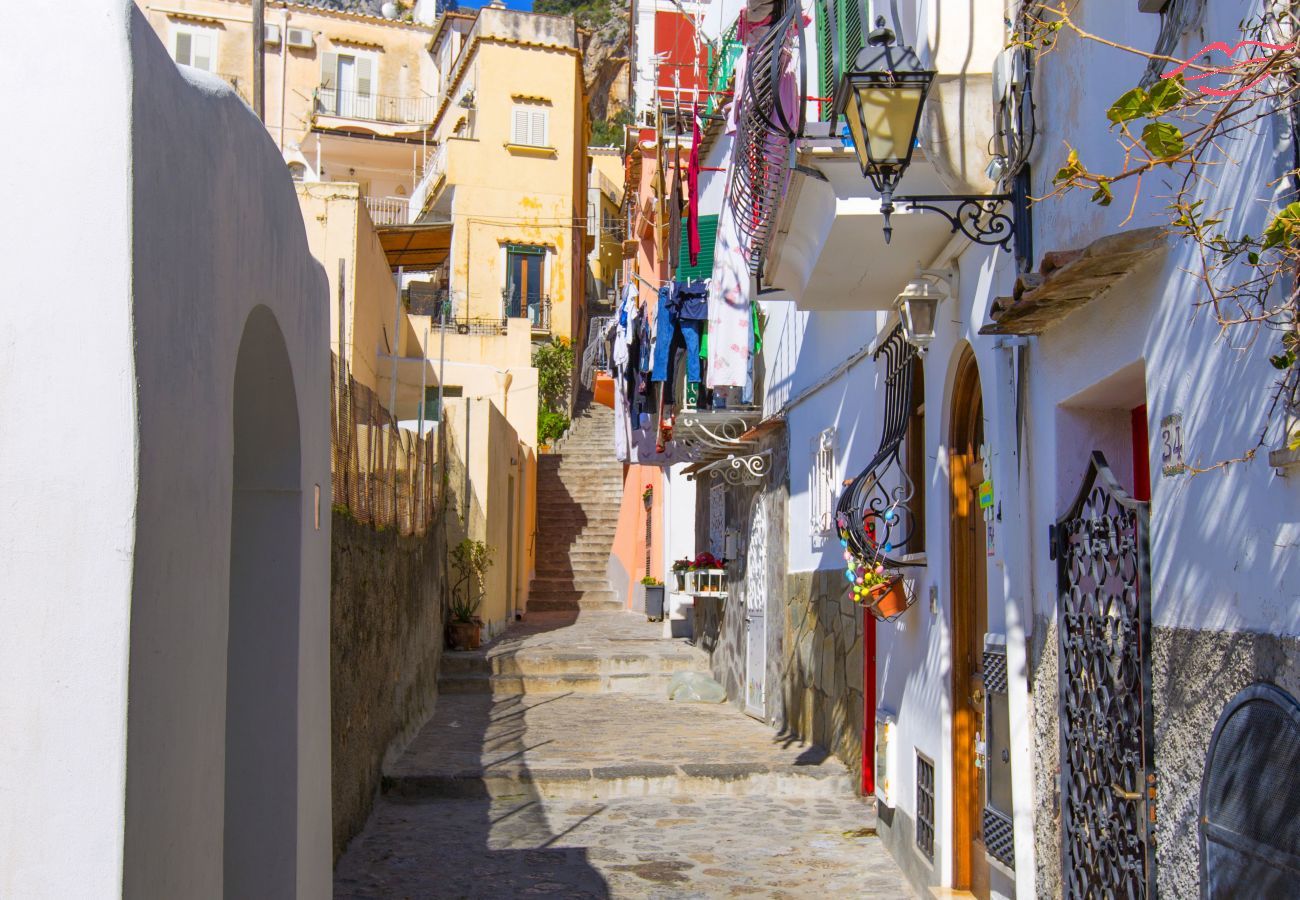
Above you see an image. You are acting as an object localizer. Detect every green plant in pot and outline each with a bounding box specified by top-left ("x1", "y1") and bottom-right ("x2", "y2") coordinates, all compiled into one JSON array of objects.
[
  {"x1": 448, "y1": 538, "x2": 494, "y2": 650},
  {"x1": 640, "y1": 576, "x2": 666, "y2": 622}
]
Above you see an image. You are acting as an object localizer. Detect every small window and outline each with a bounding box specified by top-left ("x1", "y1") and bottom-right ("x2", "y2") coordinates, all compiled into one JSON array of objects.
[
  {"x1": 287, "y1": 162, "x2": 307, "y2": 181},
  {"x1": 810, "y1": 427, "x2": 836, "y2": 543},
  {"x1": 511, "y1": 104, "x2": 549, "y2": 147},
  {"x1": 421, "y1": 385, "x2": 462, "y2": 422},
  {"x1": 172, "y1": 24, "x2": 217, "y2": 72},
  {"x1": 916, "y1": 751, "x2": 935, "y2": 862}
]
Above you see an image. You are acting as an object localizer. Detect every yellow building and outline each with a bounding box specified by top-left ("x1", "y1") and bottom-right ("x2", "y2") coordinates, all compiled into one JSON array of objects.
[
  {"x1": 135, "y1": 0, "x2": 440, "y2": 221},
  {"x1": 587, "y1": 146, "x2": 626, "y2": 307},
  {"x1": 412, "y1": 2, "x2": 589, "y2": 347}
]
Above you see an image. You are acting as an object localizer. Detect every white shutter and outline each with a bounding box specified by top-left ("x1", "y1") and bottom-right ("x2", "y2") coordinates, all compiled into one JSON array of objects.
[
  {"x1": 192, "y1": 32, "x2": 213, "y2": 71},
  {"x1": 320, "y1": 52, "x2": 338, "y2": 90},
  {"x1": 174, "y1": 31, "x2": 192, "y2": 66},
  {"x1": 530, "y1": 109, "x2": 548, "y2": 147},
  {"x1": 356, "y1": 56, "x2": 374, "y2": 98},
  {"x1": 511, "y1": 107, "x2": 529, "y2": 145}
]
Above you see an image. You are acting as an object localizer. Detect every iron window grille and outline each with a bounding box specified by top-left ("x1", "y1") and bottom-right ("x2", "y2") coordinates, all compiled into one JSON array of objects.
[
  {"x1": 916, "y1": 751, "x2": 936, "y2": 862},
  {"x1": 810, "y1": 427, "x2": 837, "y2": 544}
]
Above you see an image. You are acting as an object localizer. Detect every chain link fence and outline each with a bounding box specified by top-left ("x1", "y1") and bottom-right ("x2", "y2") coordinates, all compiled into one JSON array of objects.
[{"x1": 331, "y1": 356, "x2": 437, "y2": 535}]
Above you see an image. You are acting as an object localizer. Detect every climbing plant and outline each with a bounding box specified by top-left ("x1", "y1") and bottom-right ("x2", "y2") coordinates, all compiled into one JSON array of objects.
[
  {"x1": 1019, "y1": 2, "x2": 1300, "y2": 466},
  {"x1": 533, "y1": 337, "x2": 574, "y2": 446}
]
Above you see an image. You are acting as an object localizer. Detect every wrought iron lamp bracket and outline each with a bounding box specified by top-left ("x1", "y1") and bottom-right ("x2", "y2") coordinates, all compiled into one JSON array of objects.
[
  {"x1": 894, "y1": 193, "x2": 1016, "y2": 252},
  {"x1": 689, "y1": 450, "x2": 773, "y2": 486}
]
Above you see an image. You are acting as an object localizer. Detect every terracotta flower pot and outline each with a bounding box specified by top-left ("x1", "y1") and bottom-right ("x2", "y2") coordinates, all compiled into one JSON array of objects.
[
  {"x1": 449, "y1": 620, "x2": 480, "y2": 651},
  {"x1": 867, "y1": 577, "x2": 909, "y2": 620}
]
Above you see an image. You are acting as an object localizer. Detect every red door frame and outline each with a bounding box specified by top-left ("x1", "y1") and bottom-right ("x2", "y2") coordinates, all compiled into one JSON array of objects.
[{"x1": 862, "y1": 614, "x2": 876, "y2": 794}]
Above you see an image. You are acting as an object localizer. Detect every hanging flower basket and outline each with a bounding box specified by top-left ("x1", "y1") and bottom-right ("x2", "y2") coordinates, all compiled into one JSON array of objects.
[{"x1": 865, "y1": 577, "x2": 911, "y2": 621}]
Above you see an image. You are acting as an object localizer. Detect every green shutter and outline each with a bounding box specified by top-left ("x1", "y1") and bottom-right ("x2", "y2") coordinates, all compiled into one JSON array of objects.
[
  {"x1": 838, "y1": 0, "x2": 866, "y2": 76},
  {"x1": 676, "y1": 214, "x2": 719, "y2": 281},
  {"x1": 816, "y1": 0, "x2": 835, "y2": 121}
]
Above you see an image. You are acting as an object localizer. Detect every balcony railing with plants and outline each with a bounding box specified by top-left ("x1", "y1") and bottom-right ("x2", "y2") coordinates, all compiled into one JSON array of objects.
[
  {"x1": 364, "y1": 195, "x2": 411, "y2": 226},
  {"x1": 314, "y1": 87, "x2": 436, "y2": 125}
]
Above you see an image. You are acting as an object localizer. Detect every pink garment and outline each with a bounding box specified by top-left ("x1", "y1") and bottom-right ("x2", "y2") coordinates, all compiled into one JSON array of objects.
[
  {"x1": 725, "y1": 45, "x2": 748, "y2": 135},
  {"x1": 706, "y1": 197, "x2": 751, "y2": 390},
  {"x1": 687, "y1": 104, "x2": 701, "y2": 266}
]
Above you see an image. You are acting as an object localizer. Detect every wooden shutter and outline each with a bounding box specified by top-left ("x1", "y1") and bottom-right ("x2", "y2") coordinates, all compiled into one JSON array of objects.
[
  {"x1": 174, "y1": 31, "x2": 192, "y2": 66},
  {"x1": 356, "y1": 56, "x2": 373, "y2": 98},
  {"x1": 192, "y1": 32, "x2": 213, "y2": 71},
  {"x1": 838, "y1": 0, "x2": 866, "y2": 76},
  {"x1": 320, "y1": 52, "x2": 338, "y2": 90},
  {"x1": 512, "y1": 107, "x2": 529, "y2": 144},
  {"x1": 530, "y1": 109, "x2": 548, "y2": 147},
  {"x1": 816, "y1": 0, "x2": 835, "y2": 121},
  {"x1": 676, "y1": 214, "x2": 719, "y2": 281}
]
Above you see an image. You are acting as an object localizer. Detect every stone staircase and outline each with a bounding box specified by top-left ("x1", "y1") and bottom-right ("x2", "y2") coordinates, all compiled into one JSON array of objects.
[{"x1": 528, "y1": 399, "x2": 623, "y2": 614}]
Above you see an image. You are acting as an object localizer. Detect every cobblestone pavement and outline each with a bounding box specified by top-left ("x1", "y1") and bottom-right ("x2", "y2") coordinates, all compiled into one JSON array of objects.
[
  {"x1": 335, "y1": 611, "x2": 915, "y2": 898},
  {"x1": 335, "y1": 794, "x2": 913, "y2": 899}
]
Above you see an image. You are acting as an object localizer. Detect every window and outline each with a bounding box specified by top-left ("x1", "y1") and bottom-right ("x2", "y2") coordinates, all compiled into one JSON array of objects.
[
  {"x1": 903, "y1": 360, "x2": 925, "y2": 553},
  {"x1": 505, "y1": 245, "x2": 546, "y2": 324},
  {"x1": 287, "y1": 162, "x2": 307, "y2": 182},
  {"x1": 916, "y1": 752, "x2": 935, "y2": 861},
  {"x1": 172, "y1": 24, "x2": 217, "y2": 72},
  {"x1": 319, "y1": 51, "x2": 375, "y2": 118},
  {"x1": 421, "y1": 385, "x2": 462, "y2": 422},
  {"x1": 810, "y1": 427, "x2": 837, "y2": 544},
  {"x1": 511, "y1": 104, "x2": 549, "y2": 147},
  {"x1": 675, "y1": 213, "x2": 719, "y2": 280}
]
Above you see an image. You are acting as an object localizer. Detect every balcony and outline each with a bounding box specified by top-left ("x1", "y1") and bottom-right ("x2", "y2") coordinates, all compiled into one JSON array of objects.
[
  {"x1": 501, "y1": 290, "x2": 552, "y2": 335},
  {"x1": 364, "y1": 195, "x2": 411, "y2": 226},
  {"x1": 314, "y1": 87, "x2": 436, "y2": 126}
]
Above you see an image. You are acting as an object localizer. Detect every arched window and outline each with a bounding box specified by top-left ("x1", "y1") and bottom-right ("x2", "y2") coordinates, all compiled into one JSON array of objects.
[{"x1": 287, "y1": 162, "x2": 307, "y2": 182}]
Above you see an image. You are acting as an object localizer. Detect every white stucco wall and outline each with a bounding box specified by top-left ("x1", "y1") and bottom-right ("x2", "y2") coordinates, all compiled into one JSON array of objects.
[
  {"x1": 0, "y1": 4, "x2": 332, "y2": 897},
  {"x1": 0, "y1": 4, "x2": 137, "y2": 895}
]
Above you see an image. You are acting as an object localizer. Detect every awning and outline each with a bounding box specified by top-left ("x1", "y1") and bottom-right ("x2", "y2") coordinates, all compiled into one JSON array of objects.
[{"x1": 377, "y1": 222, "x2": 452, "y2": 271}]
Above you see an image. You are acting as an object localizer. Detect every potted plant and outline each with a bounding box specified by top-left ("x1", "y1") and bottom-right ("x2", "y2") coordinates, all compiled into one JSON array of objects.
[
  {"x1": 845, "y1": 555, "x2": 910, "y2": 621},
  {"x1": 641, "y1": 576, "x2": 666, "y2": 622},
  {"x1": 447, "y1": 538, "x2": 494, "y2": 650},
  {"x1": 671, "y1": 558, "x2": 692, "y2": 591},
  {"x1": 642, "y1": 483, "x2": 654, "y2": 510}
]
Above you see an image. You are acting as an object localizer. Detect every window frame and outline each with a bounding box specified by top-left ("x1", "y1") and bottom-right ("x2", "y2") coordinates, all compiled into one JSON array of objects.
[{"x1": 510, "y1": 103, "x2": 550, "y2": 148}]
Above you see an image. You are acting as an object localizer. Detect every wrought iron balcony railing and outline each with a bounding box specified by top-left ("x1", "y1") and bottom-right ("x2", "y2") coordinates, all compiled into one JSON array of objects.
[
  {"x1": 314, "y1": 87, "x2": 436, "y2": 125},
  {"x1": 835, "y1": 325, "x2": 920, "y2": 568},
  {"x1": 501, "y1": 291, "x2": 552, "y2": 332}
]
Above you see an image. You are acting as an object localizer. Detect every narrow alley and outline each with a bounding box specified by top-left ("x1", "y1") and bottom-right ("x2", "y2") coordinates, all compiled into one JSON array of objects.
[{"x1": 334, "y1": 401, "x2": 913, "y2": 898}]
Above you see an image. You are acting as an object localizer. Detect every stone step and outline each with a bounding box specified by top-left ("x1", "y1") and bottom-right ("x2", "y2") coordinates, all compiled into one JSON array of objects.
[
  {"x1": 439, "y1": 650, "x2": 703, "y2": 679},
  {"x1": 527, "y1": 596, "x2": 624, "y2": 612},
  {"x1": 386, "y1": 756, "x2": 859, "y2": 803},
  {"x1": 528, "y1": 588, "x2": 618, "y2": 603},
  {"x1": 528, "y1": 577, "x2": 613, "y2": 592}
]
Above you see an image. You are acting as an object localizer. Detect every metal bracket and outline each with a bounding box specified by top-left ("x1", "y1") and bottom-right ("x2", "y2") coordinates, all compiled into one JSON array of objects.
[
  {"x1": 895, "y1": 194, "x2": 1016, "y2": 252},
  {"x1": 689, "y1": 450, "x2": 773, "y2": 486}
]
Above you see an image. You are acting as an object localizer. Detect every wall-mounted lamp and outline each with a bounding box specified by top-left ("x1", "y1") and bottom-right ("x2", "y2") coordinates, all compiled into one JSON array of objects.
[
  {"x1": 833, "y1": 18, "x2": 1020, "y2": 254},
  {"x1": 894, "y1": 268, "x2": 955, "y2": 351}
]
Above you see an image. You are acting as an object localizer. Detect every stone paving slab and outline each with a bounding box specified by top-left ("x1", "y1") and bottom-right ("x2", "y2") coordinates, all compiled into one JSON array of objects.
[{"x1": 334, "y1": 794, "x2": 914, "y2": 899}]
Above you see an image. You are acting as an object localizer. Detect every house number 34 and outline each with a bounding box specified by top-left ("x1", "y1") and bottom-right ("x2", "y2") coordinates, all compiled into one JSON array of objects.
[{"x1": 1160, "y1": 412, "x2": 1186, "y2": 477}]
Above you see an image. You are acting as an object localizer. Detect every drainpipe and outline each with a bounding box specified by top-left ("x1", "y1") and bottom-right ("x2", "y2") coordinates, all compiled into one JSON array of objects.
[
  {"x1": 992, "y1": 335, "x2": 1038, "y2": 899},
  {"x1": 279, "y1": 7, "x2": 289, "y2": 150}
]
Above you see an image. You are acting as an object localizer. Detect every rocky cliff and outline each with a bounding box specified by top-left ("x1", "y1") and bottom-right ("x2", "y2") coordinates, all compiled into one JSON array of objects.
[{"x1": 534, "y1": 0, "x2": 631, "y2": 137}]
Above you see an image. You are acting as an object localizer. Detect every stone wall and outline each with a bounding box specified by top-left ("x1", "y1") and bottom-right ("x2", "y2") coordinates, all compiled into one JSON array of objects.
[
  {"x1": 782, "y1": 569, "x2": 866, "y2": 785},
  {"x1": 1150, "y1": 627, "x2": 1300, "y2": 898},
  {"x1": 330, "y1": 511, "x2": 446, "y2": 860}
]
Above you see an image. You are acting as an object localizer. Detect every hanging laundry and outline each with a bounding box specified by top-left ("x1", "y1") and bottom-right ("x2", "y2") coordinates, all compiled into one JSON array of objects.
[
  {"x1": 667, "y1": 148, "x2": 684, "y2": 273},
  {"x1": 687, "y1": 104, "x2": 702, "y2": 266},
  {"x1": 706, "y1": 197, "x2": 752, "y2": 391}
]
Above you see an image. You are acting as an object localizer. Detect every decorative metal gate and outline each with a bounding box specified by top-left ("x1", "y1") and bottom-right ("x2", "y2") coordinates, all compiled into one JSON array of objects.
[
  {"x1": 1050, "y1": 451, "x2": 1157, "y2": 899},
  {"x1": 744, "y1": 497, "x2": 769, "y2": 719}
]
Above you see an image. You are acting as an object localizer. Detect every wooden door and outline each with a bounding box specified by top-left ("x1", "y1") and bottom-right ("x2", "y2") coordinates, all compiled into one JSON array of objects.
[{"x1": 950, "y1": 347, "x2": 990, "y2": 898}]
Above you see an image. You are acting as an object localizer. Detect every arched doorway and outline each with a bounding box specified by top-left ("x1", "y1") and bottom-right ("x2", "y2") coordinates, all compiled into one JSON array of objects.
[
  {"x1": 225, "y1": 306, "x2": 302, "y2": 898},
  {"x1": 948, "y1": 345, "x2": 989, "y2": 897}
]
